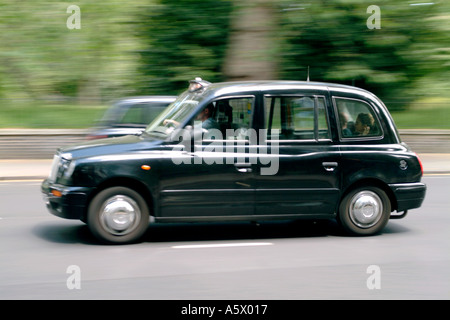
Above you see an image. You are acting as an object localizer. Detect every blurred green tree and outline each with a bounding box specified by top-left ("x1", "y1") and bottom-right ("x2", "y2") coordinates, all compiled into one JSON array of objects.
[
  {"x1": 278, "y1": 0, "x2": 450, "y2": 110},
  {"x1": 0, "y1": 0, "x2": 147, "y2": 104},
  {"x1": 0, "y1": 0, "x2": 448, "y2": 114},
  {"x1": 136, "y1": 0, "x2": 232, "y2": 95},
  {"x1": 223, "y1": 0, "x2": 279, "y2": 81}
]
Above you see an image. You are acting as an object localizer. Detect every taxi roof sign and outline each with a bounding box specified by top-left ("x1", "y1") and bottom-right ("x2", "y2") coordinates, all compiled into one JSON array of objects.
[{"x1": 188, "y1": 77, "x2": 211, "y2": 92}]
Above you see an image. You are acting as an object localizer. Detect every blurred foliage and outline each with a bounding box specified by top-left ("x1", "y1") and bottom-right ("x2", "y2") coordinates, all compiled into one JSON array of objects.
[
  {"x1": 0, "y1": 0, "x2": 449, "y2": 126},
  {"x1": 0, "y1": 0, "x2": 148, "y2": 103},
  {"x1": 136, "y1": 0, "x2": 232, "y2": 95},
  {"x1": 278, "y1": 0, "x2": 450, "y2": 110},
  {"x1": 0, "y1": 102, "x2": 106, "y2": 128}
]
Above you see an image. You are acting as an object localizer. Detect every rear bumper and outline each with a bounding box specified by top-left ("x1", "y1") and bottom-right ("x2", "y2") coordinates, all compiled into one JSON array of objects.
[
  {"x1": 389, "y1": 182, "x2": 427, "y2": 212},
  {"x1": 41, "y1": 179, "x2": 92, "y2": 220}
]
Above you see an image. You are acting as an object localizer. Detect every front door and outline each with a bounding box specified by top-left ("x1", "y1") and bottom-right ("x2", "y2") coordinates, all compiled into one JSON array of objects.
[{"x1": 157, "y1": 96, "x2": 257, "y2": 220}]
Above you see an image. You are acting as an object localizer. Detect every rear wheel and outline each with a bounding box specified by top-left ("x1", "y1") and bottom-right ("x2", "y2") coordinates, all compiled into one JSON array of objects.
[
  {"x1": 87, "y1": 187, "x2": 149, "y2": 244},
  {"x1": 338, "y1": 186, "x2": 390, "y2": 236}
]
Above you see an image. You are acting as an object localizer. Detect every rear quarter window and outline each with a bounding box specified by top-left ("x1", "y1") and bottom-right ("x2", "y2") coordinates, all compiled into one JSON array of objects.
[{"x1": 334, "y1": 97, "x2": 383, "y2": 139}]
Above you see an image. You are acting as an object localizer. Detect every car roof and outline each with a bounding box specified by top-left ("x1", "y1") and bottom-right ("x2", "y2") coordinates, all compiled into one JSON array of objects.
[{"x1": 198, "y1": 80, "x2": 377, "y2": 100}]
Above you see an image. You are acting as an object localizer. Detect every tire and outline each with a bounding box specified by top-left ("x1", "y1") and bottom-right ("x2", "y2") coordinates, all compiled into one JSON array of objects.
[
  {"x1": 338, "y1": 186, "x2": 390, "y2": 236},
  {"x1": 87, "y1": 187, "x2": 150, "y2": 244}
]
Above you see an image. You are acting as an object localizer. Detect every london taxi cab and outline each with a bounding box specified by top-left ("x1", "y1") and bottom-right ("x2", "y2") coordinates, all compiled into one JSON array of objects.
[{"x1": 41, "y1": 78, "x2": 426, "y2": 244}]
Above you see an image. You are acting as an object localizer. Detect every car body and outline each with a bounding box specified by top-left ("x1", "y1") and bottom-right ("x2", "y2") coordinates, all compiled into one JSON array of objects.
[
  {"x1": 86, "y1": 96, "x2": 177, "y2": 140},
  {"x1": 42, "y1": 78, "x2": 426, "y2": 244}
]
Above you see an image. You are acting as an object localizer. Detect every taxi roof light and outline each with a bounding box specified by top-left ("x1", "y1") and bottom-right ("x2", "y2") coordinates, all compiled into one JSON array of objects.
[{"x1": 188, "y1": 77, "x2": 211, "y2": 92}]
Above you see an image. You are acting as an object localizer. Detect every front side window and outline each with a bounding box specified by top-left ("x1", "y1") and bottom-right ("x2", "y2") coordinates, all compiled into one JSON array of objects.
[
  {"x1": 264, "y1": 96, "x2": 330, "y2": 141},
  {"x1": 334, "y1": 97, "x2": 382, "y2": 139},
  {"x1": 201, "y1": 96, "x2": 255, "y2": 140}
]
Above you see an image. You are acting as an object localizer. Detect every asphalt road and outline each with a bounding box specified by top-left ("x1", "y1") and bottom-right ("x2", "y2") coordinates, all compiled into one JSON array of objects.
[{"x1": 0, "y1": 175, "x2": 449, "y2": 300}]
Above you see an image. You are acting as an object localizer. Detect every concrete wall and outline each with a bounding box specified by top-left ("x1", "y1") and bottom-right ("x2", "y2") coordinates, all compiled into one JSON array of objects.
[{"x1": 0, "y1": 129, "x2": 88, "y2": 159}]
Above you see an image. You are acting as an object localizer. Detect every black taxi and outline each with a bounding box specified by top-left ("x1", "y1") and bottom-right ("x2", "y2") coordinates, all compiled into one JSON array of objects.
[{"x1": 41, "y1": 78, "x2": 426, "y2": 244}]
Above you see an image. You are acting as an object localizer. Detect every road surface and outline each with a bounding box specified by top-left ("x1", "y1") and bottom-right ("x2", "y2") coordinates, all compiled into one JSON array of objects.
[{"x1": 0, "y1": 175, "x2": 449, "y2": 300}]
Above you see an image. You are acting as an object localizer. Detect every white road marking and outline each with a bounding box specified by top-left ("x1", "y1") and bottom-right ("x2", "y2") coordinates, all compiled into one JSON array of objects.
[{"x1": 171, "y1": 242, "x2": 274, "y2": 249}]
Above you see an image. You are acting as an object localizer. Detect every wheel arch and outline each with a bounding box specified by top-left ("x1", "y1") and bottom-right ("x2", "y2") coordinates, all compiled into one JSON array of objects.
[
  {"x1": 340, "y1": 178, "x2": 397, "y2": 212},
  {"x1": 82, "y1": 177, "x2": 155, "y2": 222}
]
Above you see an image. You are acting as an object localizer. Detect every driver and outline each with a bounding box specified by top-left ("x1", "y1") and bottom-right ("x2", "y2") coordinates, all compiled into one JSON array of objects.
[
  {"x1": 196, "y1": 103, "x2": 219, "y2": 130},
  {"x1": 163, "y1": 104, "x2": 219, "y2": 131}
]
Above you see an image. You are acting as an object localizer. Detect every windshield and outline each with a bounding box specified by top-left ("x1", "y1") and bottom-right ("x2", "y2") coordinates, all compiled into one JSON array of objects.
[
  {"x1": 144, "y1": 92, "x2": 204, "y2": 137},
  {"x1": 97, "y1": 102, "x2": 125, "y2": 126}
]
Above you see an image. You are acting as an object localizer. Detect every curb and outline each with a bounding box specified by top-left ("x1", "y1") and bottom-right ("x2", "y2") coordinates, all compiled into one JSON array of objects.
[{"x1": 0, "y1": 176, "x2": 47, "y2": 181}]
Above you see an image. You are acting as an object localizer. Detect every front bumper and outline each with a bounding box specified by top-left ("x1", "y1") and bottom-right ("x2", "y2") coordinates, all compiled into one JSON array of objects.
[
  {"x1": 41, "y1": 179, "x2": 93, "y2": 220},
  {"x1": 389, "y1": 182, "x2": 427, "y2": 212}
]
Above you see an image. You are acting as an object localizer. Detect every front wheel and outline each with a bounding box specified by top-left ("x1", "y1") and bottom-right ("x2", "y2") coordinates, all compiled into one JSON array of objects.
[
  {"x1": 338, "y1": 186, "x2": 391, "y2": 236},
  {"x1": 87, "y1": 187, "x2": 149, "y2": 244}
]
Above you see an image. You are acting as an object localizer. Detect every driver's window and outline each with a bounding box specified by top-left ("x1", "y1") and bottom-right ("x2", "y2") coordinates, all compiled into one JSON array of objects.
[{"x1": 202, "y1": 97, "x2": 254, "y2": 140}]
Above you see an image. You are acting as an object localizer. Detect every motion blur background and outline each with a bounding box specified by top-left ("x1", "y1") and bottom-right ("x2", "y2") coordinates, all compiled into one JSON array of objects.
[{"x1": 0, "y1": 0, "x2": 449, "y2": 129}]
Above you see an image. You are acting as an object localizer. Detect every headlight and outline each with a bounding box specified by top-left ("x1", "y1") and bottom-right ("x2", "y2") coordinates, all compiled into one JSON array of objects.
[
  {"x1": 48, "y1": 155, "x2": 61, "y2": 182},
  {"x1": 48, "y1": 153, "x2": 75, "y2": 183},
  {"x1": 58, "y1": 157, "x2": 71, "y2": 180}
]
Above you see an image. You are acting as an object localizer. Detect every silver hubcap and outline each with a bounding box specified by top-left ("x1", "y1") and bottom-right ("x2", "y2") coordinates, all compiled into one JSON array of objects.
[
  {"x1": 100, "y1": 195, "x2": 141, "y2": 236},
  {"x1": 349, "y1": 191, "x2": 383, "y2": 228}
]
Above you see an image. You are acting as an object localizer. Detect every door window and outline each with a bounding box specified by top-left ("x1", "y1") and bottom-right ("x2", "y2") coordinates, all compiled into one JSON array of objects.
[
  {"x1": 201, "y1": 97, "x2": 255, "y2": 140},
  {"x1": 264, "y1": 96, "x2": 330, "y2": 141},
  {"x1": 334, "y1": 97, "x2": 382, "y2": 138}
]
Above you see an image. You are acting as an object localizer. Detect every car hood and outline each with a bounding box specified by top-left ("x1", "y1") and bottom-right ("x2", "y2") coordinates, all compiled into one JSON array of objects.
[{"x1": 57, "y1": 134, "x2": 164, "y2": 160}]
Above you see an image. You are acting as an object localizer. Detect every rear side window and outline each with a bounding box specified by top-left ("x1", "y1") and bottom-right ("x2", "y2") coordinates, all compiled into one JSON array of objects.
[
  {"x1": 334, "y1": 97, "x2": 382, "y2": 139},
  {"x1": 264, "y1": 96, "x2": 330, "y2": 141}
]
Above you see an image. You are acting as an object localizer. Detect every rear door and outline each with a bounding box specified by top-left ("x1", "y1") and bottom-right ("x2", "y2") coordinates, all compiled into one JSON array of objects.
[{"x1": 255, "y1": 93, "x2": 341, "y2": 218}]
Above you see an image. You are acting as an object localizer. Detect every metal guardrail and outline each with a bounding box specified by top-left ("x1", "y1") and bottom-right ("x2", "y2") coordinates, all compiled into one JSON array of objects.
[{"x1": 0, "y1": 129, "x2": 449, "y2": 159}]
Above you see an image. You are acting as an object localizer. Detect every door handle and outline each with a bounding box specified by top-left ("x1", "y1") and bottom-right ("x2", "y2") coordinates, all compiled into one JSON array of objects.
[
  {"x1": 234, "y1": 163, "x2": 253, "y2": 173},
  {"x1": 322, "y1": 162, "x2": 338, "y2": 172}
]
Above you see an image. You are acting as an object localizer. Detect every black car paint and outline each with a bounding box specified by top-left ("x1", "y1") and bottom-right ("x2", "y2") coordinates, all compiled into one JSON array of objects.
[{"x1": 42, "y1": 81, "x2": 426, "y2": 232}]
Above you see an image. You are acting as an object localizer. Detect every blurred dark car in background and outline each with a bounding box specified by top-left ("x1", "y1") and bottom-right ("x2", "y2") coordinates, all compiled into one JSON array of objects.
[{"x1": 86, "y1": 96, "x2": 177, "y2": 140}]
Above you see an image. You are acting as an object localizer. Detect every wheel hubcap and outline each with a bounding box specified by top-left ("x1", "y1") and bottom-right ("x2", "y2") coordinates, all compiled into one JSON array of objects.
[
  {"x1": 349, "y1": 191, "x2": 383, "y2": 228},
  {"x1": 100, "y1": 195, "x2": 141, "y2": 236}
]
